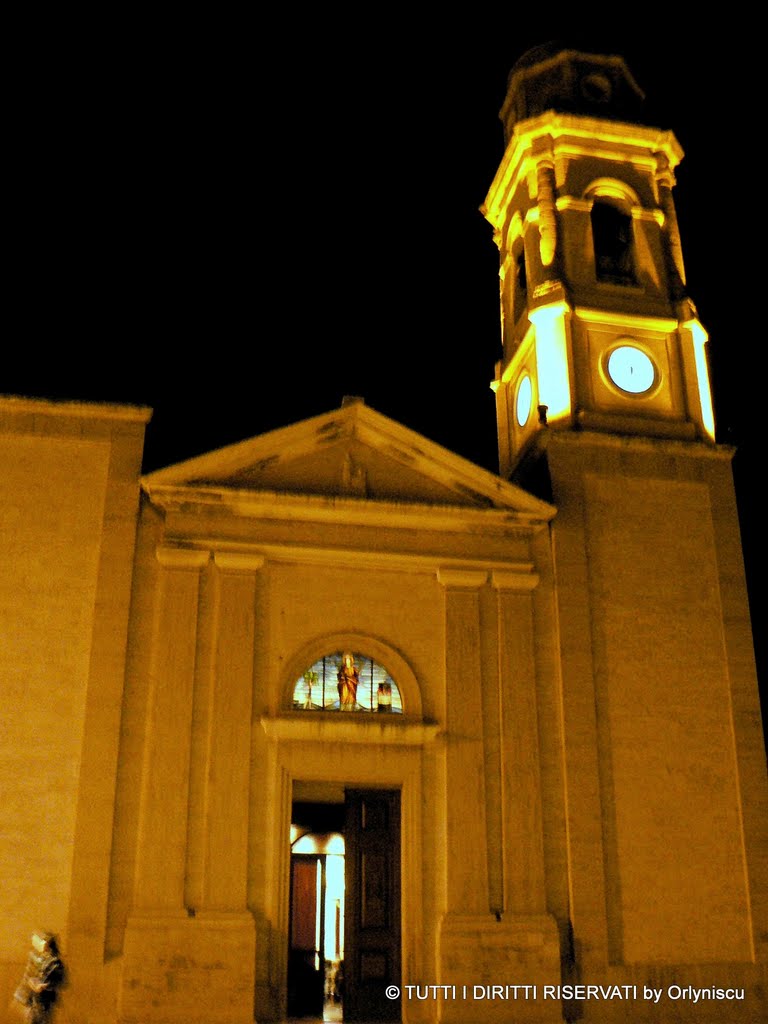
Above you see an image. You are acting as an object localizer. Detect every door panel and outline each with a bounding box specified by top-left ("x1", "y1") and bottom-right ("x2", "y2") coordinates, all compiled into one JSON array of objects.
[
  {"x1": 344, "y1": 789, "x2": 401, "y2": 1022},
  {"x1": 287, "y1": 855, "x2": 325, "y2": 1018}
]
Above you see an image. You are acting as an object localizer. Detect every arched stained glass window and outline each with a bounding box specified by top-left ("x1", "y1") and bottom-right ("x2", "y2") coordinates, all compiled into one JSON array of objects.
[{"x1": 292, "y1": 651, "x2": 403, "y2": 714}]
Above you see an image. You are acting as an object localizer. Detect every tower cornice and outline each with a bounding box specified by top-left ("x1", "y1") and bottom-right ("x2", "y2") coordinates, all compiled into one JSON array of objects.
[{"x1": 482, "y1": 112, "x2": 683, "y2": 231}]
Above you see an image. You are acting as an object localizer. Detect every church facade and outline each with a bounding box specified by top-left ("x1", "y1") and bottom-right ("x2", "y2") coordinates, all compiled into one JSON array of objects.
[{"x1": 1, "y1": 46, "x2": 766, "y2": 1024}]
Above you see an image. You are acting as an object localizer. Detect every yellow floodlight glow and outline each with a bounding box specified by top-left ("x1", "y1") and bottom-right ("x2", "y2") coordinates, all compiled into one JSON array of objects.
[
  {"x1": 684, "y1": 317, "x2": 715, "y2": 441},
  {"x1": 530, "y1": 302, "x2": 571, "y2": 422}
]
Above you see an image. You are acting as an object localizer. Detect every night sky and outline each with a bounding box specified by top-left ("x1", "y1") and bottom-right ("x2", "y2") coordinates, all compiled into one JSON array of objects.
[{"x1": 8, "y1": 22, "x2": 764, "y2": 709}]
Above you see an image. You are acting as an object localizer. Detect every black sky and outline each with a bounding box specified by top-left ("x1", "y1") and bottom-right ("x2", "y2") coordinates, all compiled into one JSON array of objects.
[{"x1": 7, "y1": 21, "x2": 764, "y2": 706}]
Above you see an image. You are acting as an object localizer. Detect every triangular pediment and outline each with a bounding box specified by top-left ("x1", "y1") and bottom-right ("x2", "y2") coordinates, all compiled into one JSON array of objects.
[{"x1": 142, "y1": 400, "x2": 553, "y2": 517}]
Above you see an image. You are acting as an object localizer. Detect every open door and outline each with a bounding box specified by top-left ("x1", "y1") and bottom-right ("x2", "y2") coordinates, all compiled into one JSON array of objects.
[
  {"x1": 288, "y1": 798, "x2": 345, "y2": 1020},
  {"x1": 344, "y1": 789, "x2": 401, "y2": 1022},
  {"x1": 287, "y1": 854, "x2": 326, "y2": 1017}
]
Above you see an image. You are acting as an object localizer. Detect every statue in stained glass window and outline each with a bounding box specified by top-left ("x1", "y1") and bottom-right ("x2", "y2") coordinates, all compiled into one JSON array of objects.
[
  {"x1": 292, "y1": 653, "x2": 403, "y2": 713},
  {"x1": 337, "y1": 652, "x2": 359, "y2": 710}
]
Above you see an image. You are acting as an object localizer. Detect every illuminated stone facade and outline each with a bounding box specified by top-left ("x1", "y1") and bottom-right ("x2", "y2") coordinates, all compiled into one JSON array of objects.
[{"x1": 1, "y1": 45, "x2": 766, "y2": 1024}]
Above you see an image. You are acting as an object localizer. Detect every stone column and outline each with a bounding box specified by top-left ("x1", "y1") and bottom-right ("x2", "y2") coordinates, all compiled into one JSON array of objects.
[
  {"x1": 536, "y1": 161, "x2": 558, "y2": 268},
  {"x1": 655, "y1": 152, "x2": 686, "y2": 294}
]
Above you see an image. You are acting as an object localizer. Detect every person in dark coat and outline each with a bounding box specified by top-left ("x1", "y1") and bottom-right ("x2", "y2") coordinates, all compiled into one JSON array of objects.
[{"x1": 13, "y1": 932, "x2": 65, "y2": 1023}]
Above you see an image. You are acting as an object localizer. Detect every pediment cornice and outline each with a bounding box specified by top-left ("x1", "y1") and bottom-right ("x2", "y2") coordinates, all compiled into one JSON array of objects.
[{"x1": 142, "y1": 401, "x2": 555, "y2": 522}]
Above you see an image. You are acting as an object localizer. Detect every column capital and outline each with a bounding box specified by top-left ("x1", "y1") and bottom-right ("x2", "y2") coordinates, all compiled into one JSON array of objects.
[
  {"x1": 156, "y1": 545, "x2": 210, "y2": 570},
  {"x1": 437, "y1": 568, "x2": 488, "y2": 590},
  {"x1": 491, "y1": 568, "x2": 539, "y2": 592},
  {"x1": 213, "y1": 551, "x2": 266, "y2": 573}
]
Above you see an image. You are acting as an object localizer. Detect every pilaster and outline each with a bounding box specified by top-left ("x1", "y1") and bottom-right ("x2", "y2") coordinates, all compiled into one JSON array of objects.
[
  {"x1": 436, "y1": 569, "x2": 560, "y2": 1023},
  {"x1": 132, "y1": 545, "x2": 209, "y2": 910},
  {"x1": 193, "y1": 551, "x2": 263, "y2": 912},
  {"x1": 120, "y1": 545, "x2": 257, "y2": 1023},
  {"x1": 491, "y1": 569, "x2": 547, "y2": 915},
  {"x1": 437, "y1": 568, "x2": 489, "y2": 916}
]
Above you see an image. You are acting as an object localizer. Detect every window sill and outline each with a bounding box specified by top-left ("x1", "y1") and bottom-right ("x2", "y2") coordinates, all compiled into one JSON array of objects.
[{"x1": 260, "y1": 713, "x2": 441, "y2": 746}]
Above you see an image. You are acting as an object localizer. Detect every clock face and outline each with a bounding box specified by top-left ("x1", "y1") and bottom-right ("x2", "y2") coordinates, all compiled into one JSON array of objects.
[
  {"x1": 607, "y1": 345, "x2": 656, "y2": 394},
  {"x1": 516, "y1": 373, "x2": 532, "y2": 425}
]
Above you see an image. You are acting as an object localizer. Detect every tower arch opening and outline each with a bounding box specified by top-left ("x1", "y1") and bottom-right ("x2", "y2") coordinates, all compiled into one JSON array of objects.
[{"x1": 586, "y1": 180, "x2": 640, "y2": 286}]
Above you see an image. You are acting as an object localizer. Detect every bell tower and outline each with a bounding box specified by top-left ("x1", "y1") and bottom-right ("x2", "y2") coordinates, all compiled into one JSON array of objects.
[
  {"x1": 480, "y1": 44, "x2": 768, "y2": 1013},
  {"x1": 483, "y1": 43, "x2": 714, "y2": 486}
]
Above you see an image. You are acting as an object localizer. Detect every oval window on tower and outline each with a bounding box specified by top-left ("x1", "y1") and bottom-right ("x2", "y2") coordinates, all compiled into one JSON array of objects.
[
  {"x1": 607, "y1": 345, "x2": 656, "y2": 394},
  {"x1": 516, "y1": 373, "x2": 533, "y2": 425}
]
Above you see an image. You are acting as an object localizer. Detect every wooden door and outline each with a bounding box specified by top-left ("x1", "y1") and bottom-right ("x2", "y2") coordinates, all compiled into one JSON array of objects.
[
  {"x1": 287, "y1": 855, "x2": 325, "y2": 1018},
  {"x1": 344, "y1": 789, "x2": 401, "y2": 1022}
]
